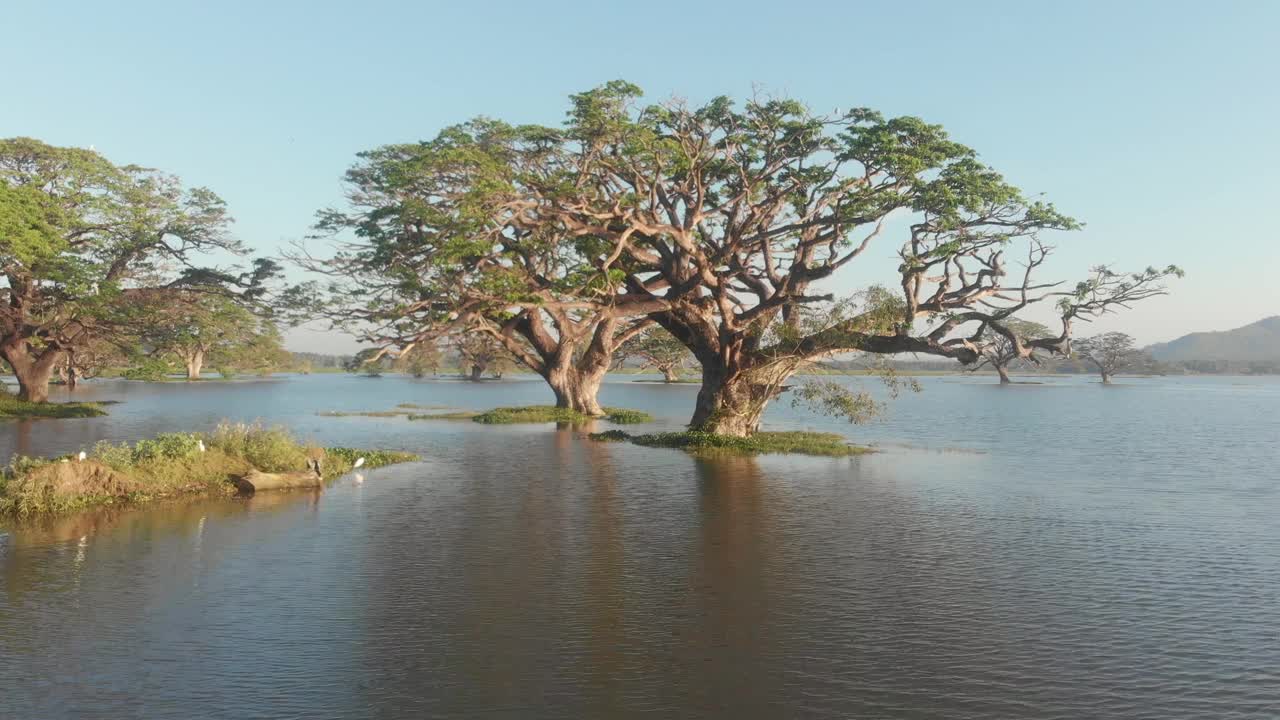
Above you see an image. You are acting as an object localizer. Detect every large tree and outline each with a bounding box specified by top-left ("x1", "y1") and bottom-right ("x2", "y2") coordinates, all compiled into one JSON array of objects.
[
  {"x1": 290, "y1": 120, "x2": 664, "y2": 415},
  {"x1": 138, "y1": 291, "x2": 274, "y2": 379},
  {"x1": 293, "y1": 84, "x2": 1179, "y2": 434},
  {"x1": 1074, "y1": 332, "x2": 1142, "y2": 384},
  {"x1": 0, "y1": 137, "x2": 267, "y2": 401},
  {"x1": 509, "y1": 83, "x2": 1180, "y2": 435}
]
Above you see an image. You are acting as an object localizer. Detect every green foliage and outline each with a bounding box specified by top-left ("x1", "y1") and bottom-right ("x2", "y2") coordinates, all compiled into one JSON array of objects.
[
  {"x1": 122, "y1": 358, "x2": 171, "y2": 381},
  {"x1": 791, "y1": 381, "x2": 885, "y2": 424},
  {"x1": 217, "y1": 366, "x2": 237, "y2": 379},
  {"x1": 591, "y1": 430, "x2": 870, "y2": 457},
  {"x1": 131, "y1": 433, "x2": 202, "y2": 463},
  {"x1": 205, "y1": 422, "x2": 308, "y2": 473}
]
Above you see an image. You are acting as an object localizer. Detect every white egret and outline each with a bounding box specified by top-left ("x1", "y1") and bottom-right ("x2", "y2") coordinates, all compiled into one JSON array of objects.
[
  {"x1": 353, "y1": 457, "x2": 365, "y2": 469},
  {"x1": 77, "y1": 451, "x2": 87, "y2": 462},
  {"x1": 198, "y1": 439, "x2": 206, "y2": 453}
]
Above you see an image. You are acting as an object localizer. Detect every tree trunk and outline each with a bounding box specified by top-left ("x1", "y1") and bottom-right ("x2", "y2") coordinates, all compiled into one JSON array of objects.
[
  {"x1": 661, "y1": 365, "x2": 680, "y2": 383},
  {"x1": 469, "y1": 364, "x2": 484, "y2": 381},
  {"x1": 1100, "y1": 370, "x2": 1112, "y2": 384},
  {"x1": 544, "y1": 361, "x2": 606, "y2": 416},
  {"x1": 1, "y1": 340, "x2": 62, "y2": 403},
  {"x1": 185, "y1": 349, "x2": 205, "y2": 380},
  {"x1": 996, "y1": 364, "x2": 1012, "y2": 384},
  {"x1": 66, "y1": 366, "x2": 80, "y2": 390},
  {"x1": 688, "y1": 365, "x2": 775, "y2": 437}
]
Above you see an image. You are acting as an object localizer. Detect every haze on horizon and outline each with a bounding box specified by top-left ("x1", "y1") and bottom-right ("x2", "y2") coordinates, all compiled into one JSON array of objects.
[{"x1": 3, "y1": 0, "x2": 1276, "y2": 355}]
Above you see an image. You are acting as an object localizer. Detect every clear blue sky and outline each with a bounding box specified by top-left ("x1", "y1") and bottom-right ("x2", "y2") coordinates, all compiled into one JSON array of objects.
[{"x1": 4, "y1": 0, "x2": 1277, "y2": 353}]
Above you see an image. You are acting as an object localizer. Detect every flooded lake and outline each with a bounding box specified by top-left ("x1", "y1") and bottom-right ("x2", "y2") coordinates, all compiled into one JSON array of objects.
[{"x1": 2, "y1": 374, "x2": 1278, "y2": 718}]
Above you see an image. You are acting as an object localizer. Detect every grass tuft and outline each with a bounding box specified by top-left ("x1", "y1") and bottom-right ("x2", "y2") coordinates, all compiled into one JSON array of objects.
[{"x1": 590, "y1": 430, "x2": 872, "y2": 457}]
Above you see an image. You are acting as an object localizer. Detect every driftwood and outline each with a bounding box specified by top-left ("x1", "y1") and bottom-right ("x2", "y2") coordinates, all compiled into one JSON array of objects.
[{"x1": 233, "y1": 458, "x2": 323, "y2": 494}]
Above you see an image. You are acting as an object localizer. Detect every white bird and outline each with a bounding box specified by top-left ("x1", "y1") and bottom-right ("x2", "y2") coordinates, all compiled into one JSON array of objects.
[
  {"x1": 354, "y1": 473, "x2": 365, "y2": 485},
  {"x1": 198, "y1": 439, "x2": 206, "y2": 453},
  {"x1": 77, "y1": 451, "x2": 87, "y2": 462},
  {"x1": 353, "y1": 457, "x2": 365, "y2": 469}
]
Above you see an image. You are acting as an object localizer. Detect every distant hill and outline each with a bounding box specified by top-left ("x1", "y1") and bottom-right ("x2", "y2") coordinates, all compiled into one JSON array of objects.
[{"x1": 1147, "y1": 316, "x2": 1280, "y2": 363}]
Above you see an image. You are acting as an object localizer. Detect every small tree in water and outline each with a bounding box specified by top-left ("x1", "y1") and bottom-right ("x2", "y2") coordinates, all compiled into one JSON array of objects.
[
  {"x1": 970, "y1": 318, "x2": 1053, "y2": 384},
  {"x1": 1074, "y1": 332, "x2": 1142, "y2": 384},
  {"x1": 617, "y1": 327, "x2": 693, "y2": 382}
]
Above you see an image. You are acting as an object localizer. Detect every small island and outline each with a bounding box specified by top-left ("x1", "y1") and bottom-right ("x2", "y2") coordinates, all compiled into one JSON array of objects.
[{"x1": 0, "y1": 422, "x2": 416, "y2": 516}]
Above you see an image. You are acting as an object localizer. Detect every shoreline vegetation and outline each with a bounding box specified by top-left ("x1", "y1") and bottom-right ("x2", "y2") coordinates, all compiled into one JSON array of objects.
[
  {"x1": 590, "y1": 430, "x2": 872, "y2": 457},
  {"x1": 0, "y1": 423, "x2": 416, "y2": 516}
]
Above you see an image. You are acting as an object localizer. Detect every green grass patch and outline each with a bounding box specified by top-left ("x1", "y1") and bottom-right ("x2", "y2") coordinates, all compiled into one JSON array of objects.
[
  {"x1": 470, "y1": 405, "x2": 653, "y2": 425},
  {"x1": 589, "y1": 430, "x2": 871, "y2": 457},
  {"x1": 0, "y1": 422, "x2": 418, "y2": 516},
  {"x1": 0, "y1": 394, "x2": 107, "y2": 419},
  {"x1": 407, "y1": 411, "x2": 481, "y2": 421}
]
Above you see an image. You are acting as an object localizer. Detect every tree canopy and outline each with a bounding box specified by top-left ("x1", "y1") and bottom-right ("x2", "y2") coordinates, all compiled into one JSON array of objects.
[
  {"x1": 0, "y1": 137, "x2": 277, "y2": 400},
  {"x1": 289, "y1": 83, "x2": 1179, "y2": 435}
]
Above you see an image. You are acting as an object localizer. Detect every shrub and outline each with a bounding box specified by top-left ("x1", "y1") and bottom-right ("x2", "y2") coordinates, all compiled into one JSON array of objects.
[
  {"x1": 90, "y1": 441, "x2": 136, "y2": 470},
  {"x1": 206, "y1": 422, "x2": 308, "y2": 472},
  {"x1": 122, "y1": 359, "x2": 170, "y2": 382},
  {"x1": 131, "y1": 433, "x2": 202, "y2": 463}
]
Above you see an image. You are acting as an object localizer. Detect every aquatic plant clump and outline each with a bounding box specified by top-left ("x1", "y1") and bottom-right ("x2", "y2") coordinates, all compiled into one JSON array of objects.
[
  {"x1": 0, "y1": 394, "x2": 107, "y2": 419},
  {"x1": 589, "y1": 430, "x2": 871, "y2": 457},
  {"x1": 469, "y1": 405, "x2": 653, "y2": 425},
  {"x1": 0, "y1": 423, "x2": 417, "y2": 516}
]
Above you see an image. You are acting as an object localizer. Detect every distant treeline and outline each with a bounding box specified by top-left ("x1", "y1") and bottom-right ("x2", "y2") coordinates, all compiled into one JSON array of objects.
[
  {"x1": 818, "y1": 356, "x2": 1280, "y2": 376},
  {"x1": 290, "y1": 352, "x2": 353, "y2": 371}
]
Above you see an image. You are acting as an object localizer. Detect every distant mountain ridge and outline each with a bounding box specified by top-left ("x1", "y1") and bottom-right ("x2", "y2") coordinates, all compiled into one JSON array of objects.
[{"x1": 1146, "y1": 316, "x2": 1280, "y2": 363}]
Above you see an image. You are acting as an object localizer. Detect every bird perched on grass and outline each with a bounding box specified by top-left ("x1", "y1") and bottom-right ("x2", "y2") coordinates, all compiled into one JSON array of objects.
[
  {"x1": 198, "y1": 440, "x2": 206, "y2": 453},
  {"x1": 77, "y1": 451, "x2": 87, "y2": 462}
]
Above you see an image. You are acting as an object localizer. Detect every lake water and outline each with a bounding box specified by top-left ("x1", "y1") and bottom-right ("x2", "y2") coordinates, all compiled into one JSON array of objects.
[{"x1": 1, "y1": 373, "x2": 1278, "y2": 718}]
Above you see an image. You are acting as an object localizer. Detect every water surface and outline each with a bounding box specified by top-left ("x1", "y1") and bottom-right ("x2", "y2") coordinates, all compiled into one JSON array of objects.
[{"x1": 2, "y1": 374, "x2": 1278, "y2": 718}]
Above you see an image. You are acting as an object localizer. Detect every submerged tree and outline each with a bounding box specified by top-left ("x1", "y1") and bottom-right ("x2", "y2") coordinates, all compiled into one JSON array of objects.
[
  {"x1": 617, "y1": 326, "x2": 694, "y2": 382},
  {"x1": 1074, "y1": 332, "x2": 1141, "y2": 384},
  {"x1": 138, "y1": 292, "x2": 275, "y2": 380},
  {"x1": 452, "y1": 333, "x2": 513, "y2": 381},
  {"x1": 395, "y1": 342, "x2": 442, "y2": 378},
  {"x1": 289, "y1": 119, "x2": 663, "y2": 415},
  {"x1": 0, "y1": 137, "x2": 271, "y2": 401},
  {"x1": 290, "y1": 84, "x2": 1178, "y2": 435},
  {"x1": 970, "y1": 318, "x2": 1053, "y2": 384},
  {"x1": 514, "y1": 83, "x2": 1181, "y2": 435}
]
